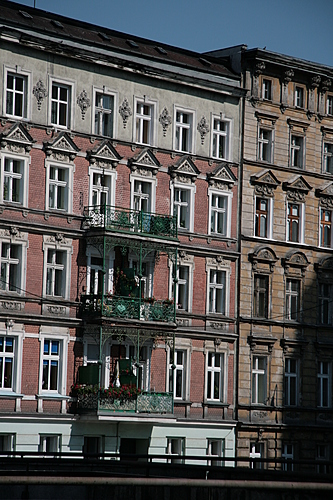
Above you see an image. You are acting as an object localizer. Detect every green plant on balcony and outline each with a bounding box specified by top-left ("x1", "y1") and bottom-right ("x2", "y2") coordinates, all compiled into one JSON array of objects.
[
  {"x1": 115, "y1": 267, "x2": 139, "y2": 297},
  {"x1": 71, "y1": 383, "x2": 141, "y2": 401}
]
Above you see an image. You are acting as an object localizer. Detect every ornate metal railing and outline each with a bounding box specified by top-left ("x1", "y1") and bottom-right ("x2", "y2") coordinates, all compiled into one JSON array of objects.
[
  {"x1": 83, "y1": 205, "x2": 177, "y2": 239},
  {"x1": 81, "y1": 295, "x2": 175, "y2": 323},
  {"x1": 76, "y1": 391, "x2": 173, "y2": 414}
]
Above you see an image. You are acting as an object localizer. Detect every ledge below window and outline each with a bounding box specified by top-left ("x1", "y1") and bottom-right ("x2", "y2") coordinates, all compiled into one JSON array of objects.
[{"x1": 36, "y1": 393, "x2": 70, "y2": 414}]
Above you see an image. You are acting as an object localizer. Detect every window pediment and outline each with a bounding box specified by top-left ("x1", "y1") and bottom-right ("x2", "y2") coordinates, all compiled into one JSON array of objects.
[
  {"x1": 282, "y1": 251, "x2": 309, "y2": 277},
  {"x1": 249, "y1": 246, "x2": 278, "y2": 273},
  {"x1": 128, "y1": 148, "x2": 160, "y2": 177},
  {"x1": 44, "y1": 132, "x2": 80, "y2": 162},
  {"x1": 207, "y1": 162, "x2": 236, "y2": 191},
  {"x1": 255, "y1": 111, "x2": 279, "y2": 125},
  {"x1": 248, "y1": 334, "x2": 277, "y2": 353},
  {"x1": 316, "y1": 182, "x2": 333, "y2": 208},
  {"x1": 321, "y1": 126, "x2": 333, "y2": 140},
  {"x1": 169, "y1": 155, "x2": 199, "y2": 184},
  {"x1": 280, "y1": 338, "x2": 308, "y2": 356},
  {"x1": 87, "y1": 140, "x2": 122, "y2": 169},
  {"x1": 315, "y1": 256, "x2": 333, "y2": 282},
  {"x1": 250, "y1": 169, "x2": 280, "y2": 196},
  {"x1": 283, "y1": 175, "x2": 312, "y2": 201},
  {"x1": 0, "y1": 122, "x2": 34, "y2": 154},
  {"x1": 287, "y1": 118, "x2": 309, "y2": 133}
]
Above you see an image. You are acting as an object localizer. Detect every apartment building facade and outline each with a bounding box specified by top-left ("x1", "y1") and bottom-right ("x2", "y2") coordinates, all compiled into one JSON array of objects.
[{"x1": 0, "y1": 1, "x2": 244, "y2": 461}]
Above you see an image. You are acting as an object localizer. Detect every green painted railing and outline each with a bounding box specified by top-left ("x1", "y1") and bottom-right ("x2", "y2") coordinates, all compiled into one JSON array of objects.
[
  {"x1": 81, "y1": 295, "x2": 175, "y2": 323},
  {"x1": 76, "y1": 391, "x2": 173, "y2": 414},
  {"x1": 83, "y1": 205, "x2": 177, "y2": 239}
]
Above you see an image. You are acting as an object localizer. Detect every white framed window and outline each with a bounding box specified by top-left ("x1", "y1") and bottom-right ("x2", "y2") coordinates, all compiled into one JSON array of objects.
[
  {"x1": 134, "y1": 98, "x2": 156, "y2": 146},
  {"x1": 171, "y1": 181, "x2": 195, "y2": 233},
  {"x1": 0, "y1": 336, "x2": 14, "y2": 390},
  {"x1": 258, "y1": 128, "x2": 273, "y2": 163},
  {"x1": 284, "y1": 358, "x2": 298, "y2": 406},
  {"x1": 211, "y1": 116, "x2": 231, "y2": 160},
  {"x1": 129, "y1": 254, "x2": 154, "y2": 299},
  {"x1": 208, "y1": 269, "x2": 227, "y2": 315},
  {"x1": 166, "y1": 437, "x2": 185, "y2": 464},
  {"x1": 285, "y1": 278, "x2": 300, "y2": 321},
  {"x1": 255, "y1": 197, "x2": 273, "y2": 238},
  {"x1": 42, "y1": 339, "x2": 60, "y2": 391},
  {"x1": 252, "y1": 356, "x2": 267, "y2": 404},
  {"x1": 317, "y1": 361, "x2": 331, "y2": 408},
  {"x1": 0, "y1": 242, "x2": 23, "y2": 294},
  {"x1": 43, "y1": 237, "x2": 72, "y2": 301},
  {"x1": 49, "y1": 77, "x2": 74, "y2": 129},
  {"x1": 286, "y1": 202, "x2": 304, "y2": 243},
  {"x1": 294, "y1": 86, "x2": 305, "y2": 108},
  {"x1": 327, "y1": 95, "x2": 333, "y2": 116},
  {"x1": 89, "y1": 166, "x2": 116, "y2": 207},
  {"x1": 4, "y1": 67, "x2": 31, "y2": 120},
  {"x1": 93, "y1": 88, "x2": 116, "y2": 137},
  {"x1": 323, "y1": 142, "x2": 333, "y2": 174},
  {"x1": 39, "y1": 434, "x2": 61, "y2": 455},
  {"x1": 207, "y1": 439, "x2": 225, "y2": 466},
  {"x1": 38, "y1": 329, "x2": 69, "y2": 398},
  {"x1": 262, "y1": 79, "x2": 272, "y2": 100},
  {"x1": 45, "y1": 161, "x2": 74, "y2": 213},
  {"x1": 0, "y1": 153, "x2": 29, "y2": 207},
  {"x1": 250, "y1": 442, "x2": 265, "y2": 469},
  {"x1": 206, "y1": 351, "x2": 225, "y2": 402},
  {"x1": 0, "y1": 434, "x2": 15, "y2": 454},
  {"x1": 208, "y1": 190, "x2": 232, "y2": 237},
  {"x1": 174, "y1": 107, "x2": 195, "y2": 153},
  {"x1": 319, "y1": 284, "x2": 333, "y2": 325},
  {"x1": 176, "y1": 265, "x2": 189, "y2": 311},
  {"x1": 320, "y1": 209, "x2": 333, "y2": 248},
  {"x1": 168, "y1": 349, "x2": 187, "y2": 400},
  {"x1": 282, "y1": 443, "x2": 294, "y2": 471},
  {"x1": 130, "y1": 175, "x2": 156, "y2": 214},
  {"x1": 290, "y1": 135, "x2": 305, "y2": 168},
  {"x1": 0, "y1": 324, "x2": 24, "y2": 401}
]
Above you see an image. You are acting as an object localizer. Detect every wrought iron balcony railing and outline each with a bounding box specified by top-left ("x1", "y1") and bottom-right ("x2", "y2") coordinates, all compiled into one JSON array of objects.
[
  {"x1": 83, "y1": 205, "x2": 177, "y2": 239},
  {"x1": 76, "y1": 391, "x2": 173, "y2": 414},
  {"x1": 81, "y1": 294, "x2": 175, "y2": 323}
]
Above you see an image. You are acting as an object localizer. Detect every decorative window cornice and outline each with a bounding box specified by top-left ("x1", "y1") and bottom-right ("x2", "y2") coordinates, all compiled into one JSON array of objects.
[
  {"x1": 207, "y1": 162, "x2": 236, "y2": 191},
  {"x1": 283, "y1": 175, "x2": 312, "y2": 202},
  {"x1": 315, "y1": 182, "x2": 333, "y2": 208},
  {"x1": 87, "y1": 139, "x2": 122, "y2": 169},
  {"x1": 282, "y1": 251, "x2": 309, "y2": 277},
  {"x1": 128, "y1": 148, "x2": 160, "y2": 177},
  {"x1": 287, "y1": 118, "x2": 309, "y2": 132},
  {"x1": 249, "y1": 246, "x2": 278, "y2": 273},
  {"x1": 248, "y1": 334, "x2": 277, "y2": 353},
  {"x1": 0, "y1": 122, "x2": 35, "y2": 154},
  {"x1": 43, "y1": 131, "x2": 80, "y2": 162},
  {"x1": 169, "y1": 155, "x2": 199, "y2": 184},
  {"x1": 250, "y1": 169, "x2": 280, "y2": 197}
]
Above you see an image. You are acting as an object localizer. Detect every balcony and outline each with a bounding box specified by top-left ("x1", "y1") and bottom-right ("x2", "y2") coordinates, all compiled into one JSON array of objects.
[
  {"x1": 76, "y1": 390, "x2": 173, "y2": 414},
  {"x1": 81, "y1": 295, "x2": 175, "y2": 323},
  {"x1": 83, "y1": 205, "x2": 177, "y2": 239}
]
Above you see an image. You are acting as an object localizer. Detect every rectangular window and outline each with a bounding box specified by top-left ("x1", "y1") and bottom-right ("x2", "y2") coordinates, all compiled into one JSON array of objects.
[
  {"x1": 166, "y1": 438, "x2": 184, "y2": 464},
  {"x1": 262, "y1": 79, "x2": 272, "y2": 100},
  {"x1": 286, "y1": 279, "x2": 300, "y2": 321},
  {"x1": 176, "y1": 266, "x2": 189, "y2": 311},
  {"x1": 46, "y1": 249, "x2": 66, "y2": 297},
  {"x1": 210, "y1": 194, "x2": 227, "y2": 235},
  {"x1": 174, "y1": 188, "x2": 190, "y2": 230},
  {"x1": 175, "y1": 110, "x2": 193, "y2": 153},
  {"x1": 89, "y1": 256, "x2": 104, "y2": 295},
  {"x1": 255, "y1": 198, "x2": 270, "y2": 238},
  {"x1": 250, "y1": 442, "x2": 264, "y2": 469},
  {"x1": 48, "y1": 166, "x2": 69, "y2": 211},
  {"x1": 320, "y1": 209, "x2": 332, "y2": 247},
  {"x1": 317, "y1": 361, "x2": 331, "y2": 408},
  {"x1": 83, "y1": 436, "x2": 103, "y2": 457},
  {"x1": 6, "y1": 72, "x2": 27, "y2": 118},
  {"x1": 206, "y1": 352, "x2": 224, "y2": 402},
  {"x1": 207, "y1": 439, "x2": 225, "y2": 466},
  {"x1": 319, "y1": 284, "x2": 332, "y2": 325},
  {"x1": 327, "y1": 95, "x2": 333, "y2": 116},
  {"x1": 0, "y1": 337, "x2": 14, "y2": 390},
  {"x1": 252, "y1": 356, "x2": 266, "y2": 404},
  {"x1": 0, "y1": 242, "x2": 21, "y2": 293},
  {"x1": 94, "y1": 92, "x2": 114, "y2": 137},
  {"x1": 133, "y1": 180, "x2": 151, "y2": 213},
  {"x1": 39, "y1": 435, "x2": 61, "y2": 454},
  {"x1": 91, "y1": 171, "x2": 111, "y2": 207},
  {"x1": 51, "y1": 83, "x2": 70, "y2": 127},
  {"x1": 209, "y1": 270, "x2": 226, "y2": 314},
  {"x1": 295, "y1": 87, "x2": 304, "y2": 108},
  {"x1": 3, "y1": 158, "x2": 24, "y2": 204},
  {"x1": 42, "y1": 339, "x2": 60, "y2": 391},
  {"x1": 316, "y1": 444, "x2": 329, "y2": 474},
  {"x1": 258, "y1": 128, "x2": 272, "y2": 162},
  {"x1": 290, "y1": 135, "x2": 304, "y2": 168},
  {"x1": 135, "y1": 101, "x2": 153, "y2": 145},
  {"x1": 0, "y1": 434, "x2": 15, "y2": 454},
  {"x1": 287, "y1": 202, "x2": 302, "y2": 243},
  {"x1": 169, "y1": 349, "x2": 186, "y2": 400},
  {"x1": 212, "y1": 118, "x2": 229, "y2": 160},
  {"x1": 253, "y1": 275, "x2": 269, "y2": 318},
  {"x1": 285, "y1": 358, "x2": 298, "y2": 406},
  {"x1": 282, "y1": 443, "x2": 294, "y2": 471},
  {"x1": 323, "y1": 143, "x2": 333, "y2": 174}
]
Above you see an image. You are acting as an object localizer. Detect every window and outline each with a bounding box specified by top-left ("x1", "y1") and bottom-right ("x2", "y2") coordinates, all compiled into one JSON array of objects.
[
  {"x1": 83, "y1": 436, "x2": 103, "y2": 457},
  {"x1": 320, "y1": 209, "x2": 332, "y2": 247},
  {"x1": 175, "y1": 109, "x2": 194, "y2": 153},
  {"x1": 0, "y1": 434, "x2": 15, "y2": 454},
  {"x1": 0, "y1": 242, "x2": 22, "y2": 294},
  {"x1": 255, "y1": 197, "x2": 271, "y2": 238},
  {"x1": 0, "y1": 337, "x2": 14, "y2": 389},
  {"x1": 174, "y1": 188, "x2": 190, "y2": 230},
  {"x1": 262, "y1": 79, "x2": 272, "y2": 100},
  {"x1": 290, "y1": 135, "x2": 304, "y2": 168},
  {"x1": 206, "y1": 352, "x2": 225, "y2": 402},
  {"x1": 285, "y1": 279, "x2": 300, "y2": 321},
  {"x1": 323, "y1": 143, "x2": 333, "y2": 174},
  {"x1": 3, "y1": 157, "x2": 23, "y2": 204},
  {"x1": 319, "y1": 284, "x2": 333, "y2": 325},
  {"x1": 135, "y1": 100, "x2": 154, "y2": 145},
  {"x1": 211, "y1": 117, "x2": 230, "y2": 160},
  {"x1": 42, "y1": 339, "x2": 60, "y2": 391},
  {"x1": 5, "y1": 71, "x2": 28, "y2": 119},
  {"x1": 175, "y1": 266, "x2": 189, "y2": 311},
  {"x1": 253, "y1": 275, "x2": 269, "y2": 318},
  {"x1": 39, "y1": 332, "x2": 68, "y2": 401},
  {"x1": 316, "y1": 444, "x2": 329, "y2": 474},
  {"x1": 208, "y1": 190, "x2": 232, "y2": 237},
  {"x1": 46, "y1": 249, "x2": 66, "y2": 298},
  {"x1": 39, "y1": 435, "x2": 61, "y2": 455},
  {"x1": 287, "y1": 202, "x2": 303, "y2": 243},
  {"x1": 207, "y1": 439, "x2": 224, "y2": 466},
  {"x1": 327, "y1": 95, "x2": 333, "y2": 116},
  {"x1": 94, "y1": 92, "x2": 114, "y2": 137},
  {"x1": 133, "y1": 180, "x2": 152, "y2": 213},
  {"x1": 48, "y1": 165, "x2": 69, "y2": 211},
  {"x1": 317, "y1": 361, "x2": 331, "y2": 408},
  {"x1": 166, "y1": 438, "x2": 184, "y2": 464},
  {"x1": 91, "y1": 171, "x2": 112, "y2": 207},
  {"x1": 295, "y1": 86, "x2": 304, "y2": 108},
  {"x1": 258, "y1": 128, "x2": 273, "y2": 162},
  {"x1": 284, "y1": 358, "x2": 298, "y2": 406},
  {"x1": 252, "y1": 356, "x2": 266, "y2": 404},
  {"x1": 250, "y1": 442, "x2": 264, "y2": 469},
  {"x1": 169, "y1": 349, "x2": 186, "y2": 400},
  {"x1": 209, "y1": 270, "x2": 226, "y2": 314},
  {"x1": 282, "y1": 443, "x2": 294, "y2": 471},
  {"x1": 51, "y1": 82, "x2": 71, "y2": 128}
]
